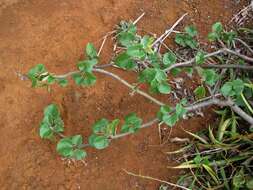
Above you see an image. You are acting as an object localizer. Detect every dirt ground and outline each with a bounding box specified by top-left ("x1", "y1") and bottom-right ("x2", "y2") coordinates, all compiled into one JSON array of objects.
[{"x1": 0, "y1": 0, "x2": 249, "y2": 189}]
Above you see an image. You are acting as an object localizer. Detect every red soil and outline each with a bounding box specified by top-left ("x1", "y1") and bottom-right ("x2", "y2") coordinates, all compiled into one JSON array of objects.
[{"x1": 0, "y1": 0, "x2": 249, "y2": 189}]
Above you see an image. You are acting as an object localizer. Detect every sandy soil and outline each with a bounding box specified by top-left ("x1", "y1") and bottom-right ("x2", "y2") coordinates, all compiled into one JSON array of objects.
[{"x1": 0, "y1": 0, "x2": 249, "y2": 189}]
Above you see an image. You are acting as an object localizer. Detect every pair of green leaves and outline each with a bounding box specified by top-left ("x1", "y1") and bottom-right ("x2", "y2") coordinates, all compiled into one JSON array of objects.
[
  {"x1": 88, "y1": 118, "x2": 119, "y2": 149},
  {"x1": 163, "y1": 52, "x2": 177, "y2": 67},
  {"x1": 157, "y1": 99, "x2": 187, "y2": 127},
  {"x1": 40, "y1": 104, "x2": 86, "y2": 160},
  {"x1": 163, "y1": 51, "x2": 185, "y2": 76},
  {"x1": 121, "y1": 113, "x2": 142, "y2": 133},
  {"x1": 221, "y1": 79, "x2": 244, "y2": 97},
  {"x1": 117, "y1": 21, "x2": 137, "y2": 47},
  {"x1": 88, "y1": 113, "x2": 142, "y2": 149},
  {"x1": 175, "y1": 26, "x2": 198, "y2": 49},
  {"x1": 138, "y1": 68, "x2": 171, "y2": 94},
  {"x1": 194, "y1": 85, "x2": 206, "y2": 99},
  {"x1": 208, "y1": 22, "x2": 223, "y2": 41},
  {"x1": 57, "y1": 135, "x2": 86, "y2": 160},
  {"x1": 39, "y1": 104, "x2": 64, "y2": 139},
  {"x1": 72, "y1": 43, "x2": 98, "y2": 86},
  {"x1": 197, "y1": 68, "x2": 219, "y2": 86},
  {"x1": 208, "y1": 22, "x2": 237, "y2": 46},
  {"x1": 28, "y1": 64, "x2": 68, "y2": 88},
  {"x1": 115, "y1": 36, "x2": 154, "y2": 70},
  {"x1": 116, "y1": 21, "x2": 156, "y2": 70},
  {"x1": 115, "y1": 45, "x2": 146, "y2": 70}
]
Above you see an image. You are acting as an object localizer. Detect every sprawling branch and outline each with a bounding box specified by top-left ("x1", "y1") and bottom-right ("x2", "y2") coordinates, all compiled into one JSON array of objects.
[
  {"x1": 79, "y1": 95, "x2": 253, "y2": 149},
  {"x1": 165, "y1": 48, "x2": 253, "y2": 72},
  {"x1": 54, "y1": 69, "x2": 165, "y2": 107}
]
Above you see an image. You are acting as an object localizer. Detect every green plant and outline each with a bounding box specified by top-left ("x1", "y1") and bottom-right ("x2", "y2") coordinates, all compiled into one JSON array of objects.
[
  {"x1": 169, "y1": 109, "x2": 253, "y2": 190},
  {"x1": 27, "y1": 14, "x2": 253, "y2": 161}
]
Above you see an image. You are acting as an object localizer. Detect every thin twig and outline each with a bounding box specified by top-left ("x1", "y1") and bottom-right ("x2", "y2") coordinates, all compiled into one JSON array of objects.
[
  {"x1": 123, "y1": 169, "x2": 191, "y2": 190},
  {"x1": 54, "y1": 69, "x2": 165, "y2": 107},
  {"x1": 165, "y1": 48, "x2": 253, "y2": 72},
  {"x1": 235, "y1": 38, "x2": 253, "y2": 54},
  {"x1": 165, "y1": 49, "x2": 225, "y2": 72},
  {"x1": 179, "y1": 63, "x2": 253, "y2": 70},
  {"x1": 152, "y1": 13, "x2": 188, "y2": 47},
  {"x1": 93, "y1": 69, "x2": 165, "y2": 106},
  {"x1": 225, "y1": 48, "x2": 253, "y2": 62},
  {"x1": 98, "y1": 35, "x2": 108, "y2": 56},
  {"x1": 133, "y1": 12, "x2": 145, "y2": 25}
]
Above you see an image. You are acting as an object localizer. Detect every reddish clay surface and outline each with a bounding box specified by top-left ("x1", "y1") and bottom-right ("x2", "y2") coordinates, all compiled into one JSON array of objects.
[{"x1": 0, "y1": 0, "x2": 249, "y2": 189}]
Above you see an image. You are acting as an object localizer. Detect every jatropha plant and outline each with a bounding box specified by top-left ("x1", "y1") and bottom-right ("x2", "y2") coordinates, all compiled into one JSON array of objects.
[{"x1": 27, "y1": 14, "x2": 253, "y2": 160}]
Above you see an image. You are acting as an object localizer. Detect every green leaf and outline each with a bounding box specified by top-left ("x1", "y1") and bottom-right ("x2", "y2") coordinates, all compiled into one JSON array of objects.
[
  {"x1": 118, "y1": 32, "x2": 136, "y2": 47},
  {"x1": 92, "y1": 118, "x2": 109, "y2": 134},
  {"x1": 148, "y1": 52, "x2": 161, "y2": 68},
  {"x1": 118, "y1": 21, "x2": 136, "y2": 34},
  {"x1": 47, "y1": 75, "x2": 56, "y2": 84},
  {"x1": 57, "y1": 135, "x2": 86, "y2": 160},
  {"x1": 163, "y1": 113, "x2": 178, "y2": 127},
  {"x1": 121, "y1": 113, "x2": 142, "y2": 133},
  {"x1": 127, "y1": 44, "x2": 146, "y2": 59},
  {"x1": 195, "y1": 51, "x2": 205, "y2": 65},
  {"x1": 221, "y1": 82, "x2": 233, "y2": 97},
  {"x1": 232, "y1": 79, "x2": 244, "y2": 95},
  {"x1": 44, "y1": 104, "x2": 60, "y2": 117},
  {"x1": 208, "y1": 22, "x2": 223, "y2": 41},
  {"x1": 176, "y1": 103, "x2": 187, "y2": 118},
  {"x1": 138, "y1": 68, "x2": 169, "y2": 93},
  {"x1": 72, "y1": 72, "x2": 96, "y2": 86},
  {"x1": 88, "y1": 134, "x2": 109, "y2": 149},
  {"x1": 185, "y1": 25, "x2": 198, "y2": 37},
  {"x1": 39, "y1": 123, "x2": 53, "y2": 139},
  {"x1": 201, "y1": 69, "x2": 219, "y2": 86},
  {"x1": 138, "y1": 68, "x2": 157, "y2": 83},
  {"x1": 221, "y1": 79, "x2": 244, "y2": 97},
  {"x1": 73, "y1": 149, "x2": 87, "y2": 160},
  {"x1": 86, "y1": 43, "x2": 97, "y2": 59},
  {"x1": 71, "y1": 135, "x2": 83, "y2": 146},
  {"x1": 163, "y1": 52, "x2": 177, "y2": 66},
  {"x1": 56, "y1": 138, "x2": 74, "y2": 157},
  {"x1": 171, "y1": 68, "x2": 181, "y2": 76},
  {"x1": 155, "y1": 69, "x2": 167, "y2": 82},
  {"x1": 40, "y1": 104, "x2": 64, "y2": 138},
  {"x1": 212, "y1": 22, "x2": 223, "y2": 34},
  {"x1": 157, "y1": 105, "x2": 172, "y2": 121},
  {"x1": 28, "y1": 64, "x2": 48, "y2": 87},
  {"x1": 57, "y1": 78, "x2": 68, "y2": 87},
  {"x1": 222, "y1": 31, "x2": 237, "y2": 45},
  {"x1": 185, "y1": 68, "x2": 193, "y2": 76},
  {"x1": 158, "y1": 82, "x2": 171, "y2": 94},
  {"x1": 115, "y1": 52, "x2": 135, "y2": 70},
  {"x1": 175, "y1": 33, "x2": 198, "y2": 49},
  {"x1": 141, "y1": 35, "x2": 154, "y2": 54},
  {"x1": 28, "y1": 64, "x2": 46, "y2": 76},
  {"x1": 107, "y1": 119, "x2": 120, "y2": 136},
  {"x1": 193, "y1": 154, "x2": 202, "y2": 164},
  {"x1": 185, "y1": 37, "x2": 198, "y2": 49},
  {"x1": 194, "y1": 85, "x2": 206, "y2": 99},
  {"x1": 175, "y1": 34, "x2": 187, "y2": 47},
  {"x1": 78, "y1": 59, "x2": 98, "y2": 73},
  {"x1": 208, "y1": 32, "x2": 219, "y2": 42}
]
